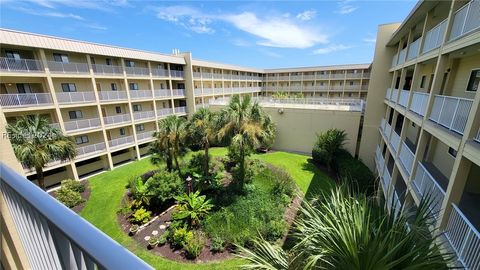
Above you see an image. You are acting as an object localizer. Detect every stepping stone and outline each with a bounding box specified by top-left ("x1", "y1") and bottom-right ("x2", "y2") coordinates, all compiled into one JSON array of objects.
[
  {"x1": 159, "y1": 225, "x2": 166, "y2": 230},
  {"x1": 152, "y1": 230, "x2": 158, "y2": 236}
]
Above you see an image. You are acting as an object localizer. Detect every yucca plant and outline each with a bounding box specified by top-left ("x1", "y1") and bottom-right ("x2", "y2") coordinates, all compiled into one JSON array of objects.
[
  {"x1": 237, "y1": 187, "x2": 453, "y2": 270},
  {"x1": 312, "y1": 128, "x2": 347, "y2": 172}
]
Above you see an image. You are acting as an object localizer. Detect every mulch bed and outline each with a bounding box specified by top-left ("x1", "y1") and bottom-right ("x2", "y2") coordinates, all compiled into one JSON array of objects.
[{"x1": 49, "y1": 181, "x2": 91, "y2": 213}]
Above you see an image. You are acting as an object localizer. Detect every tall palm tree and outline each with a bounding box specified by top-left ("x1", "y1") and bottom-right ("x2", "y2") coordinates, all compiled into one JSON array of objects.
[
  {"x1": 6, "y1": 115, "x2": 76, "y2": 190},
  {"x1": 237, "y1": 187, "x2": 453, "y2": 270},
  {"x1": 218, "y1": 95, "x2": 275, "y2": 186},
  {"x1": 150, "y1": 115, "x2": 188, "y2": 172},
  {"x1": 189, "y1": 108, "x2": 217, "y2": 176}
]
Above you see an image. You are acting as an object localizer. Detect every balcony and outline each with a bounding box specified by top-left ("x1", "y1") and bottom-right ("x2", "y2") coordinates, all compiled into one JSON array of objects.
[
  {"x1": 391, "y1": 53, "x2": 399, "y2": 68},
  {"x1": 47, "y1": 61, "x2": 89, "y2": 74},
  {"x1": 422, "y1": 19, "x2": 447, "y2": 54},
  {"x1": 136, "y1": 130, "x2": 155, "y2": 142},
  {"x1": 214, "y1": 88, "x2": 223, "y2": 95},
  {"x1": 175, "y1": 106, "x2": 187, "y2": 114},
  {"x1": 92, "y1": 64, "x2": 123, "y2": 75},
  {"x1": 129, "y1": 90, "x2": 152, "y2": 100},
  {"x1": 157, "y1": 108, "x2": 173, "y2": 117},
  {"x1": 109, "y1": 136, "x2": 134, "y2": 149},
  {"x1": 398, "y1": 90, "x2": 409, "y2": 107},
  {"x1": 291, "y1": 75, "x2": 302, "y2": 81},
  {"x1": 0, "y1": 57, "x2": 44, "y2": 72},
  {"x1": 193, "y1": 72, "x2": 201, "y2": 79},
  {"x1": 152, "y1": 68, "x2": 168, "y2": 77},
  {"x1": 385, "y1": 88, "x2": 392, "y2": 100},
  {"x1": 398, "y1": 141, "x2": 414, "y2": 176},
  {"x1": 56, "y1": 91, "x2": 96, "y2": 104},
  {"x1": 133, "y1": 110, "x2": 155, "y2": 121},
  {"x1": 172, "y1": 89, "x2": 185, "y2": 97},
  {"x1": 0, "y1": 163, "x2": 153, "y2": 270},
  {"x1": 475, "y1": 128, "x2": 480, "y2": 143},
  {"x1": 98, "y1": 91, "x2": 128, "y2": 101},
  {"x1": 0, "y1": 93, "x2": 53, "y2": 107},
  {"x1": 64, "y1": 118, "x2": 101, "y2": 132},
  {"x1": 154, "y1": 89, "x2": 170, "y2": 98},
  {"x1": 213, "y1": 73, "x2": 223, "y2": 80},
  {"x1": 397, "y1": 48, "x2": 407, "y2": 65},
  {"x1": 125, "y1": 66, "x2": 149, "y2": 76},
  {"x1": 409, "y1": 91, "x2": 429, "y2": 116},
  {"x1": 406, "y1": 38, "x2": 421, "y2": 61},
  {"x1": 346, "y1": 73, "x2": 362, "y2": 79},
  {"x1": 331, "y1": 73, "x2": 345, "y2": 79},
  {"x1": 445, "y1": 204, "x2": 480, "y2": 269},
  {"x1": 290, "y1": 86, "x2": 303, "y2": 92},
  {"x1": 449, "y1": 0, "x2": 480, "y2": 41},
  {"x1": 76, "y1": 142, "x2": 106, "y2": 158},
  {"x1": 202, "y1": 88, "x2": 214, "y2": 95},
  {"x1": 412, "y1": 161, "x2": 445, "y2": 217},
  {"x1": 103, "y1": 114, "x2": 131, "y2": 126},
  {"x1": 382, "y1": 167, "x2": 392, "y2": 199},
  {"x1": 202, "y1": 72, "x2": 213, "y2": 79},
  {"x1": 375, "y1": 145, "x2": 385, "y2": 176},
  {"x1": 170, "y1": 70, "x2": 184, "y2": 78},
  {"x1": 345, "y1": 84, "x2": 361, "y2": 90},
  {"x1": 194, "y1": 88, "x2": 202, "y2": 96},
  {"x1": 429, "y1": 95, "x2": 473, "y2": 135},
  {"x1": 389, "y1": 128, "x2": 401, "y2": 153}
]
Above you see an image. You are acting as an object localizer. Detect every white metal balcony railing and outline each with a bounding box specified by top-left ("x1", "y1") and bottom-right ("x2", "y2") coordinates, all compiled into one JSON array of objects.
[
  {"x1": 406, "y1": 38, "x2": 421, "y2": 61},
  {"x1": 317, "y1": 74, "x2": 329, "y2": 80},
  {"x1": 109, "y1": 135, "x2": 134, "y2": 149},
  {"x1": 386, "y1": 88, "x2": 392, "y2": 100},
  {"x1": 345, "y1": 84, "x2": 361, "y2": 90},
  {"x1": 133, "y1": 110, "x2": 155, "y2": 121},
  {"x1": 346, "y1": 73, "x2": 362, "y2": 79},
  {"x1": 380, "y1": 118, "x2": 387, "y2": 133},
  {"x1": 0, "y1": 57, "x2": 44, "y2": 72},
  {"x1": 445, "y1": 203, "x2": 480, "y2": 270},
  {"x1": 449, "y1": 0, "x2": 480, "y2": 41},
  {"x1": 170, "y1": 70, "x2": 184, "y2": 78},
  {"x1": 202, "y1": 72, "x2": 213, "y2": 79},
  {"x1": 390, "y1": 130, "x2": 401, "y2": 153},
  {"x1": 383, "y1": 120, "x2": 392, "y2": 140},
  {"x1": 412, "y1": 161, "x2": 445, "y2": 217},
  {"x1": 203, "y1": 88, "x2": 214, "y2": 95},
  {"x1": 56, "y1": 91, "x2": 96, "y2": 104},
  {"x1": 76, "y1": 142, "x2": 106, "y2": 158},
  {"x1": 125, "y1": 66, "x2": 149, "y2": 76},
  {"x1": 429, "y1": 95, "x2": 473, "y2": 135},
  {"x1": 47, "y1": 61, "x2": 89, "y2": 74},
  {"x1": 64, "y1": 118, "x2": 101, "y2": 132},
  {"x1": 151, "y1": 68, "x2": 168, "y2": 77},
  {"x1": 409, "y1": 91, "x2": 429, "y2": 116},
  {"x1": 136, "y1": 130, "x2": 155, "y2": 142},
  {"x1": 194, "y1": 89, "x2": 202, "y2": 96},
  {"x1": 422, "y1": 19, "x2": 447, "y2": 54},
  {"x1": 172, "y1": 89, "x2": 185, "y2": 96},
  {"x1": 175, "y1": 106, "x2": 187, "y2": 114},
  {"x1": 303, "y1": 75, "x2": 316, "y2": 80},
  {"x1": 391, "y1": 53, "x2": 399, "y2": 68},
  {"x1": 129, "y1": 90, "x2": 152, "y2": 99},
  {"x1": 382, "y1": 168, "x2": 392, "y2": 199},
  {"x1": 475, "y1": 128, "x2": 480, "y2": 143},
  {"x1": 0, "y1": 93, "x2": 53, "y2": 107},
  {"x1": 214, "y1": 88, "x2": 223, "y2": 95},
  {"x1": 397, "y1": 48, "x2": 407, "y2": 65},
  {"x1": 193, "y1": 72, "x2": 201, "y2": 79},
  {"x1": 92, "y1": 64, "x2": 122, "y2": 75},
  {"x1": 398, "y1": 90, "x2": 410, "y2": 107},
  {"x1": 0, "y1": 163, "x2": 153, "y2": 270},
  {"x1": 103, "y1": 114, "x2": 131, "y2": 126},
  {"x1": 213, "y1": 73, "x2": 223, "y2": 79},
  {"x1": 398, "y1": 142, "x2": 415, "y2": 176},
  {"x1": 98, "y1": 91, "x2": 128, "y2": 101},
  {"x1": 375, "y1": 145, "x2": 385, "y2": 175},
  {"x1": 391, "y1": 88, "x2": 399, "y2": 103},
  {"x1": 290, "y1": 75, "x2": 302, "y2": 81},
  {"x1": 154, "y1": 89, "x2": 170, "y2": 98},
  {"x1": 330, "y1": 85, "x2": 344, "y2": 91},
  {"x1": 157, "y1": 108, "x2": 173, "y2": 117}
]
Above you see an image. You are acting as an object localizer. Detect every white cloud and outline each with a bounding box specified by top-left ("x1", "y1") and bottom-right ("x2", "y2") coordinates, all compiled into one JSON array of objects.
[
  {"x1": 155, "y1": 6, "x2": 214, "y2": 34},
  {"x1": 232, "y1": 38, "x2": 251, "y2": 47},
  {"x1": 3, "y1": 0, "x2": 129, "y2": 11},
  {"x1": 336, "y1": 0, "x2": 357, "y2": 15},
  {"x1": 12, "y1": 7, "x2": 84, "y2": 20},
  {"x1": 363, "y1": 37, "x2": 376, "y2": 43},
  {"x1": 84, "y1": 24, "x2": 108, "y2": 31},
  {"x1": 296, "y1": 10, "x2": 316, "y2": 21},
  {"x1": 313, "y1": 44, "x2": 352, "y2": 55}
]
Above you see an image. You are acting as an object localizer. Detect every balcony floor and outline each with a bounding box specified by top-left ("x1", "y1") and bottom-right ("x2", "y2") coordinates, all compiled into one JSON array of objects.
[{"x1": 423, "y1": 162, "x2": 449, "y2": 191}]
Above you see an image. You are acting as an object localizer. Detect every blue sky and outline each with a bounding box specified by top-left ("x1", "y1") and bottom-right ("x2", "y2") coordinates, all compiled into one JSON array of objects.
[{"x1": 0, "y1": 0, "x2": 417, "y2": 68}]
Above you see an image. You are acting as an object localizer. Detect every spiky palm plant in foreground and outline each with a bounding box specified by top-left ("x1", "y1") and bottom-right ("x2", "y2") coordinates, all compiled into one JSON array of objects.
[{"x1": 237, "y1": 187, "x2": 453, "y2": 270}]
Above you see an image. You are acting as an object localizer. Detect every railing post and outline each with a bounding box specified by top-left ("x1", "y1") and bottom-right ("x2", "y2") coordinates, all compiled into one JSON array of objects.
[{"x1": 450, "y1": 98, "x2": 461, "y2": 131}]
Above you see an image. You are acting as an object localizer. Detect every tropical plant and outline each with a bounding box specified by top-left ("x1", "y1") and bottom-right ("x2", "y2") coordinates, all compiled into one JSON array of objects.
[
  {"x1": 130, "y1": 207, "x2": 152, "y2": 224},
  {"x1": 128, "y1": 177, "x2": 151, "y2": 206},
  {"x1": 237, "y1": 187, "x2": 453, "y2": 270},
  {"x1": 6, "y1": 115, "x2": 76, "y2": 190},
  {"x1": 56, "y1": 187, "x2": 84, "y2": 208},
  {"x1": 312, "y1": 128, "x2": 347, "y2": 172},
  {"x1": 173, "y1": 191, "x2": 213, "y2": 227},
  {"x1": 189, "y1": 108, "x2": 217, "y2": 176},
  {"x1": 144, "y1": 171, "x2": 184, "y2": 206},
  {"x1": 150, "y1": 115, "x2": 188, "y2": 172},
  {"x1": 217, "y1": 95, "x2": 275, "y2": 187}
]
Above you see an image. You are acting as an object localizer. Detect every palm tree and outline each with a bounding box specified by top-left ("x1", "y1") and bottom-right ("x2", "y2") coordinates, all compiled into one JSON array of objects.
[
  {"x1": 173, "y1": 191, "x2": 214, "y2": 227},
  {"x1": 189, "y1": 108, "x2": 217, "y2": 176},
  {"x1": 237, "y1": 187, "x2": 453, "y2": 270},
  {"x1": 6, "y1": 115, "x2": 76, "y2": 190},
  {"x1": 313, "y1": 128, "x2": 347, "y2": 172},
  {"x1": 217, "y1": 95, "x2": 275, "y2": 186},
  {"x1": 150, "y1": 115, "x2": 188, "y2": 172}
]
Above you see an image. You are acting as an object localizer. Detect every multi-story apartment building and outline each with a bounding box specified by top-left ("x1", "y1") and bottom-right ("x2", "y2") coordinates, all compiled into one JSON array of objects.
[
  {"x1": 359, "y1": 0, "x2": 480, "y2": 268},
  {"x1": 0, "y1": 28, "x2": 371, "y2": 188}
]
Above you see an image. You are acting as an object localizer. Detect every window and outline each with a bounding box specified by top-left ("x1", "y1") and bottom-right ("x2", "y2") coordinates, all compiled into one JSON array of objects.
[
  {"x1": 448, "y1": 147, "x2": 457, "y2": 158},
  {"x1": 53, "y1": 53, "x2": 69, "y2": 63},
  {"x1": 136, "y1": 124, "x2": 145, "y2": 132},
  {"x1": 129, "y1": 83, "x2": 139, "y2": 90},
  {"x1": 16, "y1": 83, "x2": 32, "y2": 93},
  {"x1": 5, "y1": 51, "x2": 20, "y2": 60},
  {"x1": 68, "y1": 110, "x2": 83, "y2": 119},
  {"x1": 119, "y1": 128, "x2": 126, "y2": 136},
  {"x1": 349, "y1": 81, "x2": 354, "y2": 86},
  {"x1": 125, "y1": 60, "x2": 135, "y2": 67},
  {"x1": 75, "y1": 135, "x2": 89, "y2": 145},
  {"x1": 132, "y1": 104, "x2": 142, "y2": 112},
  {"x1": 111, "y1": 83, "x2": 117, "y2": 91},
  {"x1": 106, "y1": 58, "x2": 112, "y2": 65},
  {"x1": 348, "y1": 93, "x2": 352, "y2": 97},
  {"x1": 420, "y1": 75, "x2": 426, "y2": 88},
  {"x1": 466, "y1": 69, "x2": 480, "y2": 92},
  {"x1": 115, "y1": 106, "x2": 122, "y2": 114},
  {"x1": 61, "y1": 83, "x2": 77, "y2": 92}
]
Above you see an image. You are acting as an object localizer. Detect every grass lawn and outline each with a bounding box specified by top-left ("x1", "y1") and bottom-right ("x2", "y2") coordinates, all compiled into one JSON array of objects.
[{"x1": 80, "y1": 147, "x2": 333, "y2": 270}]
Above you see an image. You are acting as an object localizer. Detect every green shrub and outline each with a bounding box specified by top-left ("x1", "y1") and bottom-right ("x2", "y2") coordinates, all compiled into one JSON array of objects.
[
  {"x1": 61, "y1": 179, "x2": 85, "y2": 193},
  {"x1": 158, "y1": 231, "x2": 168, "y2": 246},
  {"x1": 336, "y1": 150, "x2": 376, "y2": 195},
  {"x1": 312, "y1": 129, "x2": 347, "y2": 172},
  {"x1": 130, "y1": 207, "x2": 152, "y2": 224},
  {"x1": 264, "y1": 220, "x2": 287, "y2": 241},
  {"x1": 145, "y1": 171, "x2": 184, "y2": 206},
  {"x1": 171, "y1": 227, "x2": 193, "y2": 248},
  {"x1": 270, "y1": 167, "x2": 295, "y2": 198},
  {"x1": 312, "y1": 145, "x2": 328, "y2": 165},
  {"x1": 184, "y1": 231, "x2": 206, "y2": 259},
  {"x1": 56, "y1": 187, "x2": 84, "y2": 208},
  {"x1": 210, "y1": 236, "x2": 225, "y2": 252}
]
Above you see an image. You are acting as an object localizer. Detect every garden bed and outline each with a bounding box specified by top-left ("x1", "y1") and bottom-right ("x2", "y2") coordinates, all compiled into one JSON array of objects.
[{"x1": 50, "y1": 181, "x2": 90, "y2": 213}]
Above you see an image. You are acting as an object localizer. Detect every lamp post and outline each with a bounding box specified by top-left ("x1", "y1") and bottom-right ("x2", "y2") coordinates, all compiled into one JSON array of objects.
[{"x1": 186, "y1": 176, "x2": 192, "y2": 194}]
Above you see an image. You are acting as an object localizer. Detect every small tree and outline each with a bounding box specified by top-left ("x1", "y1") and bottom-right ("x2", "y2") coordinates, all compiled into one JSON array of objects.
[
  {"x1": 312, "y1": 128, "x2": 347, "y2": 172},
  {"x1": 173, "y1": 191, "x2": 213, "y2": 227},
  {"x1": 189, "y1": 108, "x2": 217, "y2": 176},
  {"x1": 7, "y1": 115, "x2": 76, "y2": 190}
]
